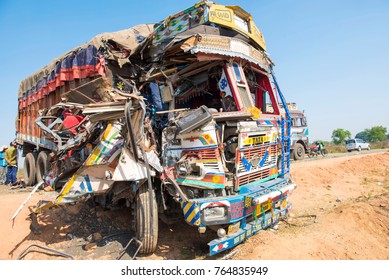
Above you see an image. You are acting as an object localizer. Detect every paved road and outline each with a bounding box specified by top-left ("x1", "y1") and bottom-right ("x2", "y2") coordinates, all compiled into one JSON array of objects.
[{"x1": 293, "y1": 148, "x2": 389, "y2": 163}]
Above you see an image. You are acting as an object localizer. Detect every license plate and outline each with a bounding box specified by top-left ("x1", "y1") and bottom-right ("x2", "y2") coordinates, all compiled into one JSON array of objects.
[
  {"x1": 228, "y1": 222, "x2": 241, "y2": 235},
  {"x1": 281, "y1": 199, "x2": 288, "y2": 209},
  {"x1": 256, "y1": 200, "x2": 272, "y2": 215}
]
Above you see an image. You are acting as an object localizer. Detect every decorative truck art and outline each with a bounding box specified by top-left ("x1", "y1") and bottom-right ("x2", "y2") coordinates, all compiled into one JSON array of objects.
[
  {"x1": 14, "y1": 1, "x2": 296, "y2": 256},
  {"x1": 276, "y1": 102, "x2": 309, "y2": 160}
]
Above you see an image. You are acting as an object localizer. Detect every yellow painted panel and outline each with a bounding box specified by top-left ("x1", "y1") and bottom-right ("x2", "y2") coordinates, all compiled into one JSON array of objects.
[
  {"x1": 183, "y1": 202, "x2": 192, "y2": 214},
  {"x1": 209, "y1": 4, "x2": 266, "y2": 51},
  {"x1": 248, "y1": 106, "x2": 261, "y2": 119},
  {"x1": 256, "y1": 200, "x2": 272, "y2": 215},
  {"x1": 228, "y1": 221, "x2": 241, "y2": 235},
  {"x1": 187, "y1": 209, "x2": 198, "y2": 223}
]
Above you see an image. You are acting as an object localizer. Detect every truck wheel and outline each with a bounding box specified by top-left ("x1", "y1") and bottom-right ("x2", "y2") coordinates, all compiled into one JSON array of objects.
[
  {"x1": 36, "y1": 151, "x2": 49, "y2": 183},
  {"x1": 136, "y1": 183, "x2": 158, "y2": 254},
  {"x1": 24, "y1": 153, "x2": 36, "y2": 186},
  {"x1": 293, "y1": 143, "x2": 305, "y2": 160}
]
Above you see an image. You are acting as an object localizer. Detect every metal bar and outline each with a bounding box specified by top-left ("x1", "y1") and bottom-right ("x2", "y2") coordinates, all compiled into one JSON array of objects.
[
  {"x1": 73, "y1": 89, "x2": 97, "y2": 103},
  {"x1": 10, "y1": 181, "x2": 44, "y2": 221},
  {"x1": 17, "y1": 243, "x2": 74, "y2": 260},
  {"x1": 116, "y1": 237, "x2": 143, "y2": 260},
  {"x1": 124, "y1": 100, "x2": 139, "y2": 162},
  {"x1": 163, "y1": 167, "x2": 188, "y2": 202}
]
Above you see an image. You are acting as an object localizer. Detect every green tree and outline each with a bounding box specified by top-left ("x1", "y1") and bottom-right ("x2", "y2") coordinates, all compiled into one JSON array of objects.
[
  {"x1": 366, "y1": 126, "x2": 387, "y2": 142},
  {"x1": 331, "y1": 128, "x2": 351, "y2": 145},
  {"x1": 355, "y1": 130, "x2": 369, "y2": 141}
]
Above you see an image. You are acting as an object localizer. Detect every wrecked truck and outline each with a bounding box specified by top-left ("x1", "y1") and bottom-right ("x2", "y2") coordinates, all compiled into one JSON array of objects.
[{"x1": 16, "y1": 1, "x2": 295, "y2": 256}]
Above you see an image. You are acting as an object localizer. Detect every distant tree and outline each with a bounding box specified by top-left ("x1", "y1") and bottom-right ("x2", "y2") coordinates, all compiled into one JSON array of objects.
[
  {"x1": 366, "y1": 126, "x2": 387, "y2": 142},
  {"x1": 331, "y1": 128, "x2": 351, "y2": 145},
  {"x1": 355, "y1": 130, "x2": 369, "y2": 141}
]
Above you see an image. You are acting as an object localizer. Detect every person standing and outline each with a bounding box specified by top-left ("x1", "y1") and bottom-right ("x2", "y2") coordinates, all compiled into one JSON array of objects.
[
  {"x1": 0, "y1": 145, "x2": 8, "y2": 184},
  {"x1": 5, "y1": 141, "x2": 18, "y2": 186}
]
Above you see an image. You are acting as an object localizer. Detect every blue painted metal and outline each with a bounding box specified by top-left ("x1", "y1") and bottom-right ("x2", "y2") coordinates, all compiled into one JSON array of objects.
[
  {"x1": 208, "y1": 207, "x2": 289, "y2": 255},
  {"x1": 271, "y1": 70, "x2": 291, "y2": 177}
]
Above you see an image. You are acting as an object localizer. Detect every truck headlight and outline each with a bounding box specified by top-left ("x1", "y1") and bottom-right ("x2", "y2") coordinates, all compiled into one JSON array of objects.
[{"x1": 203, "y1": 207, "x2": 227, "y2": 222}]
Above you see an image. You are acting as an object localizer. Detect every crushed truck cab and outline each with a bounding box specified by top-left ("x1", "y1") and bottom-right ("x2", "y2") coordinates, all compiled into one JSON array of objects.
[{"x1": 15, "y1": 1, "x2": 295, "y2": 256}]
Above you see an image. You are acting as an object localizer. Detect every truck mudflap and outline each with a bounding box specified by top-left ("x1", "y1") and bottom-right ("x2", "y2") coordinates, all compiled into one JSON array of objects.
[{"x1": 208, "y1": 205, "x2": 290, "y2": 256}]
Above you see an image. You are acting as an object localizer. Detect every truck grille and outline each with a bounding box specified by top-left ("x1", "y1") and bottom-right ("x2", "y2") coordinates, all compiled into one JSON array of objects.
[
  {"x1": 236, "y1": 168, "x2": 271, "y2": 187},
  {"x1": 236, "y1": 144, "x2": 278, "y2": 187},
  {"x1": 182, "y1": 148, "x2": 222, "y2": 173}
]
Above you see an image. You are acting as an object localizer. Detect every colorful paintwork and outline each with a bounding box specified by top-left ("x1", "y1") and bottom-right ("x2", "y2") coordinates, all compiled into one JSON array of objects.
[
  {"x1": 36, "y1": 122, "x2": 127, "y2": 212},
  {"x1": 152, "y1": 1, "x2": 267, "y2": 52},
  {"x1": 230, "y1": 201, "x2": 244, "y2": 219},
  {"x1": 13, "y1": 0, "x2": 296, "y2": 259},
  {"x1": 153, "y1": 3, "x2": 208, "y2": 44},
  {"x1": 177, "y1": 123, "x2": 218, "y2": 150},
  {"x1": 257, "y1": 119, "x2": 278, "y2": 126},
  {"x1": 180, "y1": 201, "x2": 201, "y2": 226},
  {"x1": 37, "y1": 172, "x2": 113, "y2": 211},
  {"x1": 182, "y1": 177, "x2": 295, "y2": 255},
  {"x1": 209, "y1": 207, "x2": 288, "y2": 255},
  {"x1": 208, "y1": 4, "x2": 266, "y2": 51},
  {"x1": 86, "y1": 123, "x2": 123, "y2": 166},
  {"x1": 176, "y1": 177, "x2": 225, "y2": 189}
]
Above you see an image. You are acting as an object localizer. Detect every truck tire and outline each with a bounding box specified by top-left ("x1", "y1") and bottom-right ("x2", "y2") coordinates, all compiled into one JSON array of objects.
[
  {"x1": 136, "y1": 184, "x2": 158, "y2": 254},
  {"x1": 36, "y1": 151, "x2": 49, "y2": 183},
  {"x1": 24, "y1": 153, "x2": 36, "y2": 186},
  {"x1": 293, "y1": 143, "x2": 305, "y2": 160}
]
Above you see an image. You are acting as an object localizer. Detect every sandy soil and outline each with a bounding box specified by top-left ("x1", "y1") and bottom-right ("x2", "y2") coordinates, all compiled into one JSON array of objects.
[{"x1": 0, "y1": 151, "x2": 388, "y2": 260}]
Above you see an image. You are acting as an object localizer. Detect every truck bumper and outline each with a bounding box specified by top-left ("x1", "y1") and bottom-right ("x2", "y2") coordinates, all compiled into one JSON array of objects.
[
  {"x1": 179, "y1": 178, "x2": 296, "y2": 256},
  {"x1": 208, "y1": 205, "x2": 290, "y2": 255}
]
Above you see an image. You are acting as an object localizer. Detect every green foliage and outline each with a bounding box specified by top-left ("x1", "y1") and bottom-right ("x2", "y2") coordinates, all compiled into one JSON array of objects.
[
  {"x1": 324, "y1": 140, "x2": 389, "y2": 154},
  {"x1": 355, "y1": 130, "x2": 369, "y2": 141},
  {"x1": 331, "y1": 128, "x2": 351, "y2": 145},
  {"x1": 367, "y1": 126, "x2": 387, "y2": 142},
  {"x1": 357, "y1": 126, "x2": 387, "y2": 142}
]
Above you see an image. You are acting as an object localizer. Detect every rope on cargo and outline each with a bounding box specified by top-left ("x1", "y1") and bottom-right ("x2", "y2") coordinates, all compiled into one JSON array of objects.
[
  {"x1": 283, "y1": 214, "x2": 317, "y2": 227},
  {"x1": 16, "y1": 243, "x2": 74, "y2": 260}
]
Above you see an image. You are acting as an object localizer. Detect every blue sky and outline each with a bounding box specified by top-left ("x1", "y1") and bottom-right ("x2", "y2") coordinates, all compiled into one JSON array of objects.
[{"x1": 0, "y1": 0, "x2": 388, "y2": 145}]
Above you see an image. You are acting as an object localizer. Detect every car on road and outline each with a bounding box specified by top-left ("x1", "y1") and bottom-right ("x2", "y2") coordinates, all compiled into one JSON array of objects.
[{"x1": 345, "y1": 138, "x2": 370, "y2": 152}]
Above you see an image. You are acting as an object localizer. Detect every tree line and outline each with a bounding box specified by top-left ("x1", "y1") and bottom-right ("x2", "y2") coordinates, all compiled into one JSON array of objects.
[{"x1": 331, "y1": 126, "x2": 388, "y2": 145}]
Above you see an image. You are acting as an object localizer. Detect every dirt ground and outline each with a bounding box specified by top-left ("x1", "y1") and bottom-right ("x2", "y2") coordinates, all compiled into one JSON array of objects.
[{"x1": 0, "y1": 151, "x2": 388, "y2": 260}]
